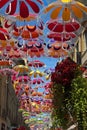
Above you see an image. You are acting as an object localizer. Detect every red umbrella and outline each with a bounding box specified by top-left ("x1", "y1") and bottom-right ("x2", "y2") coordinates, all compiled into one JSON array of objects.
[
  {"x1": 46, "y1": 19, "x2": 80, "y2": 42},
  {"x1": 0, "y1": 0, "x2": 43, "y2": 19},
  {"x1": 47, "y1": 19, "x2": 80, "y2": 33},
  {"x1": 30, "y1": 78, "x2": 44, "y2": 85},
  {"x1": 14, "y1": 76, "x2": 30, "y2": 83},
  {"x1": 47, "y1": 32, "x2": 77, "y2": 42},
  {"x1": 0, "y1": 27, "x2": 10, "y2": 40},
  {"x1": 28, "y1": 60, "x2": 45, "y2": 68},
  {"x1": 26, "y1": 40, "x2": 45, "y2": 58}
]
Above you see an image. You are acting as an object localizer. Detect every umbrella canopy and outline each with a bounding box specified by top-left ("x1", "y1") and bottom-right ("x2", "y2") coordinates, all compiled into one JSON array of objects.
[
  {"x1": 29, "y1": 70, "x2": 44, "y2": 78},
  {"x1": 0, "y1": 0, "x2": 43, "y2": 19},
  {"x1": 47, "y1": 32, "x2": 77, "y2": 42},
  {"x1": 30, "y1": 78, "x2": 44, "y2": 85},
  {"x1": 28, "y1": 60, "x2": 45, "y2": 68},
  {"x1": 13, "y1": 76, "x2": 30, "y2": 83},
  {"x1": 12, "y1": 25, "x2": 43, "y2": 40},
  {"x1": 26, "y1": 41, "x2": 45, "y2": 58},
  {"x1": 47, "y1": 42, "x2": 69, "y2": 58},
  {"x1": 0, "y1": 60, "x2": 13, "y2": 66},
  {"x1": 13, "y1": 65, "x2": 29, "y2": 73},
  {"x1": 0, "y1": 68, "x2": 18, "y2": 76},
  {"x1": 0, "y1": 27, "x2": 10, "y2": 40},
  {"x1": 44, "y1": 0, "x2": 87, "y2": 22},
  {"x1": 47, "y1": 19, "x2": 81, "y2": 33}
]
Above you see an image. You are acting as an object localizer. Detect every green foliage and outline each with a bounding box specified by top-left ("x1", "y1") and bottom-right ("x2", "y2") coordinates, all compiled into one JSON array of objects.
[
  {"x1": 51, "y1": 57, "x2": 87, "y2": 129},
  {"x1": 51, "y1": 83, "x2": 70, "y2": 129},
  {"x1": 71, "y1": 76, "x2": 87, "y2": 129}
]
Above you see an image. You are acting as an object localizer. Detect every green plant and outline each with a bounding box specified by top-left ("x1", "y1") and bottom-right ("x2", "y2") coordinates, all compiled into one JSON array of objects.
[
  {"x1": 71, "y1": 76, "x2": 87, "y2": 130},
  {"x1": 51, "y1": 57, "x2": 84, "y2": 129}
]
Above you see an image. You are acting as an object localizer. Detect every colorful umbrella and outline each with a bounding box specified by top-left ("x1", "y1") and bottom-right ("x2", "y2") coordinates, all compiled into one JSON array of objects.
[
  {"x1": 28, "y1": 60, "x2": 45, "y2": 68},
  {"x1": 44, "y1": 0, "x2": 87, "y2": 22},
  {"x1": 13, "y1": 25, "x2": 43, "y2": 40},
  {"x1": 29, "y1": 70, "x2": 44, "y2": 78},
  {"x1": 13, "y1": 13, "x2": 37, "y2": 21},
  {"x1": 31, "y1": 91, "x2": 43, "y2": 97},
  {"x1": 26, "y1": 41, "x2": 45, "y2": 58},
  {"x1": 30, "y1": 78, "x2": 44, "y2": 85},
  {"x1": 13, "y1": 65, "x2": 29, "y2": 73},
  {"x1": 0, "y1": 60, "x2": 13, "y2": 66},
  {"x1": 47, "y1": 19, "x2": 81, "y2": 33},
  {"x1": 0, "y1": 68, "x2": 18, "y2": 76},
  {"x1": 47, "y1": 42, "x2": 69, "y2": 58},
  {"x1": 47, "y1": 32, "x2": 77, "y2": 42},
  {"x1": 0, "y1": 27, "x2": 10, "y2": 40},
  {"x1": 0, "y1": 0, "x2": 43, "y2": 19},
  {"x1": 13, "y1": 76, "x2": 30, "y2": 83}
]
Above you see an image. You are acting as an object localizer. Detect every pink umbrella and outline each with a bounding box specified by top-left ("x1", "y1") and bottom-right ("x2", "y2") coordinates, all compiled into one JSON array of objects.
[
  {"x1": 14, "y1": 76, "x2": 31, "y2": 83},
  {"x1": 30, "y1": 78, "x2": 44, "y2": 85},
  {"x1": 0, "y1": 68, "x2": 18, "y2": 76}
]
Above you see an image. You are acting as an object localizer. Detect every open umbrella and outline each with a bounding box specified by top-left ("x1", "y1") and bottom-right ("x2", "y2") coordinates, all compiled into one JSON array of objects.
[
  {"x1": 47, "y1": 19, "x2": 81, "y2": 33},
  {"x1": 13, "y1": 65, "x2": 29, "y2": 73},
  {"x1": 0, "y1": 0, "x2": 43, "y2": 19},
  {"x1": 0, "y1": 60, "x2": 13, "y2": 66},
  {"x1": 26, "y1": 41, "x2": 45, "y2": 58},
  {"x1": 13, "y1": 76, "x2": 30, "y2": 83},
  {"x1": 28, "y1": 60, "x2": 45, "y2": 68},
  {"x1": 44, "y1": 0, "x2": 87, "y2": 22},
  {"x1": 29, "y1": 70, "x2": 44, "y2": 78},
  {"x1": 0, "y1": 27, "x2": 10, "y2": 41},
  {"x1": 13, "y1": 25, "x2": 43, "y2": 40},
  {"x1": 47, "y1": 32, "x2": 77, "y2": 42},
  {"x1": 30, "y1": 78, "x2": 44, "y2": 85},
  {"x1": 47, "y1": 42, "x2": 69, "y2": 58},
  {"x1": 0, "y1": 68, "x2": 18, "y2": 76}
]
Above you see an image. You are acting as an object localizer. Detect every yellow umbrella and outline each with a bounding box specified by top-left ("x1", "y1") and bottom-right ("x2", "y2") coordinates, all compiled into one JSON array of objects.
[
  {"x1": 29, "y1": 70, "x2": 44, "y2": 77},
  {"x1": 44, "y1": 0, "x2": 87, "y2": 21},
  {"x1": 13, "y1": 65, "x2": 29, "y2": 73}
]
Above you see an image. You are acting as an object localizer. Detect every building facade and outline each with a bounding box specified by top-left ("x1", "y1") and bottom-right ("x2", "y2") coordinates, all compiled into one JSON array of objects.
[
  {"x1": 0, "y1": 74, "x2": 25, "y2": 130},
  {"x1": 71, "y1": 27, "x2": 87, "y2": 67}
]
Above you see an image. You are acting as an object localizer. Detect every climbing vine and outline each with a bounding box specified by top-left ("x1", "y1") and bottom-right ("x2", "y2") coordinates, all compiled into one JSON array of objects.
[
  {"x1": 51, "y1": 57, "x2": 86, "y2": 129},
  {"x1": 71, "y1": 76, "x2": 87, "y2": 130}
]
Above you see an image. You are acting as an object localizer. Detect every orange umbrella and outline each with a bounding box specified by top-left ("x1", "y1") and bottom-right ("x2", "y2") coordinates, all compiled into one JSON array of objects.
[
  {"x1": 13, "y1": 25, "x2": 43, "y2": 40},
  {"x1": 44, "y1": 0, "x2": 87, "y2": 22},
  {"x1": 47, "y1": 42, "x2": 69, "y2": 58},
  {"x1": 0, "y1": 60, "x2": 12, "y2": 66},
  {"x1": 13, "y1": 13, "x2": 37, "y2": 21}
]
